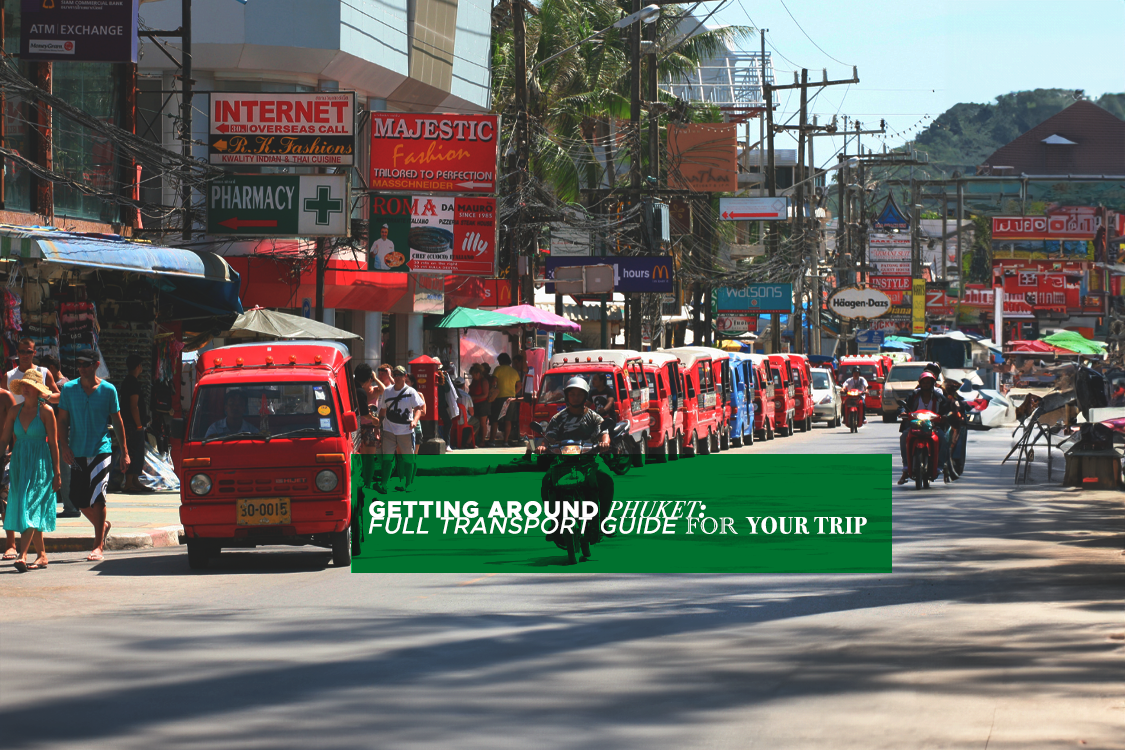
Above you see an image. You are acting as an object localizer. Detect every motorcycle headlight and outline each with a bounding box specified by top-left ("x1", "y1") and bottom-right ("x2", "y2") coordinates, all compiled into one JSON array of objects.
[
  {"x1": 561, "y1": 444, "x2": 581, "y2": 455},
  {"x1": 190, "y1": 474, "x2": 212, "y2": 496},
  {"x1": 315, "y1": 469, "x2": 339, "y2": 492}
]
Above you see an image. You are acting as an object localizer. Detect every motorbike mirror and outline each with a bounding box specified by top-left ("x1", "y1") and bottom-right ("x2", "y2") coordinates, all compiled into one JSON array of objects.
[
  {"x1": 611, "y1": 421, "x2": 630, "y2": 440},
  {"x1": 528, "y1": 421, "x2": 545, "y2": 437}
]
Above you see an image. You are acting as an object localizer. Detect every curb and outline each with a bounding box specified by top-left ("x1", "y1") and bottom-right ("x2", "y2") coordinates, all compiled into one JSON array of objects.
[{"x1": 21, "y1": 526, "x2": 184, "y2": 553}]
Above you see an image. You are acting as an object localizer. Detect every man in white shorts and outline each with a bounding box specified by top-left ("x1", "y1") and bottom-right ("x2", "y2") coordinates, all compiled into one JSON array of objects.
[{"x1": 377, "y1": 366, "x2": 425, "y2": 493}]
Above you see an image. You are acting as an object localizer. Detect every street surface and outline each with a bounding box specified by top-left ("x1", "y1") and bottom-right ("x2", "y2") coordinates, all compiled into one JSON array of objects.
[{"x1": 2, "y1": 422, "x2": 1123, "y2": 749}]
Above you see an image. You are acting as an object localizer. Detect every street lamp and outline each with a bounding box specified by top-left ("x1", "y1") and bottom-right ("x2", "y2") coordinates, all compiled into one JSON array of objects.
[{"x1": 529, "y1": 5, "x2": 661, "y2": 75}]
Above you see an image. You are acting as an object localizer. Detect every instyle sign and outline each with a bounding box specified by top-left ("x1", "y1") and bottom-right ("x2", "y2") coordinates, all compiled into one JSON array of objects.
[
  {"x1": 209, "y1": 92, "x2": 356, "y2": 166},
  {"x1": 369, "y1": 113, "x2": 498, "y2": 194},
  {"x1": 369, "y1": 194, "x2": 497, "y2": 276},
  {"x1": 827, "y1": 286, "x2": 892, "y2": 319},
  {"x1": 716, "y1": 284, "x2": 793, "y2": 314},
  {"x1": 20, "y1": 0, "x2": 138, "y2": 62},
  {"x1": 867, "y1": 275, "x2": 912, "y2": 292},
  {"x1": 206, "y1": 174, "x2": 350, "y2": 237},
  {"x1": 667, "y1": 123, "x2": 737, "y2": 192},
  {"x1": 718, "y1": 197, "x2": 789, "y2": 221},
  {"x1": 545, "y1": 256, "x2": 674, "y2": 293}
]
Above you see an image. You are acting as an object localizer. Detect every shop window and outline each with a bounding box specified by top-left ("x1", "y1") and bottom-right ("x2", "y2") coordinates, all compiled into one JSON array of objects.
[
  {"x1": 52, "y1": 62, "x2": 121, "y2": 222},
  {"x1": 2, "y1": 6, "x2": 32, "y2": 213}
]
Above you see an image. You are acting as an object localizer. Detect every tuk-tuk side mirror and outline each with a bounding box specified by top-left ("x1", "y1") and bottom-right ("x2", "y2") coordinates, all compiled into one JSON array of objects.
[
  {"x1": 172, "y1": 417, "x2": 186, "y2": 440},
  {"x1": 528, "y1": 421, "x2": 545, "y2": 437},
  {"x1": 342, "y1": 411, "x2": 358, "y2": 433},
  {"x1": 874, "y1": 377, "x2": 885, "y2": 385}
]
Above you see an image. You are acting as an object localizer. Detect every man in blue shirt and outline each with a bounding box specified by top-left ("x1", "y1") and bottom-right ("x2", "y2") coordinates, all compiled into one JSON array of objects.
[{"x1": 57, "y1": 351, "x2": 130, "y2": 562}]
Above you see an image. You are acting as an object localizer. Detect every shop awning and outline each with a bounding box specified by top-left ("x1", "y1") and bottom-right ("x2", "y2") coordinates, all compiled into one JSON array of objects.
[
  {"x1": 225, "y1": 307, "x2": 360, "y2": 340},
  {"x1": 0, "y1": 225, "x2": 238, "y2": 281}
]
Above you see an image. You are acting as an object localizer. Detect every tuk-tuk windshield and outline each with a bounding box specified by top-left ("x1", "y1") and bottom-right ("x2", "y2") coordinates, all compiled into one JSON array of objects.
[
  {"x1": 189, "y1": 382, "x2": 339, "y2": 442},
  {"x1": 538, "y1": 372, "x2": 613, "y2": 404},
  {"x1": 842, "y1": 364, "x2": 879, "y2": 381}
]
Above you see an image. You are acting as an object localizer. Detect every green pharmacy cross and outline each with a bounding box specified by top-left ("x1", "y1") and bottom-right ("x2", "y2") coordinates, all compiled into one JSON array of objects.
[{"x1": 305, "y1": 186, "x2": 344, "y2": 226}]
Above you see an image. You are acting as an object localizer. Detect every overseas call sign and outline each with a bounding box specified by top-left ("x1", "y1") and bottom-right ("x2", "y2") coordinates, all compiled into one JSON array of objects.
[
  {"x1": 369, "y1": 114, "x2": 499, "y2": 194},
  {"x1": 208, "y1": 92, "x2": 356, "y2": 166}
]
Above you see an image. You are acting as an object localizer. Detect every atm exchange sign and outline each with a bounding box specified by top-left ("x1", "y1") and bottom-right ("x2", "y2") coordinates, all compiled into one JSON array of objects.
[{"x1": 209, "y1": 92, "x2": 356, "y2": 166}]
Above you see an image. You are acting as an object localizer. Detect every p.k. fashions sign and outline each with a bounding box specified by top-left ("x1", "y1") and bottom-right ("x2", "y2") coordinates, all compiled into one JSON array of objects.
[{"x1": 209, "y1": 92, "x2": 356, "y2": 166}]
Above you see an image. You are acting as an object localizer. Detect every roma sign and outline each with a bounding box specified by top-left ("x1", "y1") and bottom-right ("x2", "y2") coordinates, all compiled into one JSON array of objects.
[
  {"x1": 827, "y1": 286, "x2": 892, "y2": 319},
  {"x1": 369, "y1": 194, "x2": 497, "y2": 276},
  {"x1": 209, "y1": 92, "x2": 356, "y2": 166},
  {"x1": 369, "y1": 114, "x2": 499, "y2": 194}
]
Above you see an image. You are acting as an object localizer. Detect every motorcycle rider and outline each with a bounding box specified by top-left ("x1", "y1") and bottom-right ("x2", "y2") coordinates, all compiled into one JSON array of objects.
[
  {"x1": 537, "y1": 377, "x2": 614, "y2": 518},
  {"x1": 897, "y1": 371, "x2": 953, "y2": 485},
  {"x1": 841, "y1": 366, "x2": 869, "y2": 424}
]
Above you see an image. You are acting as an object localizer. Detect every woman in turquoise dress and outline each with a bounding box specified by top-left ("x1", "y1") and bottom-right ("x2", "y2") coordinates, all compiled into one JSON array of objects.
[{"x1": 1, "y1": 370, "x2": 62, "y2": 572}]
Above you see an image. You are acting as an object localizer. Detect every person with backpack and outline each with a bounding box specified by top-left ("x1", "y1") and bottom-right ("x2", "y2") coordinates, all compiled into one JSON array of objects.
[{"x1": 377, "y1": 366, "x2": 425, "y2": 493}]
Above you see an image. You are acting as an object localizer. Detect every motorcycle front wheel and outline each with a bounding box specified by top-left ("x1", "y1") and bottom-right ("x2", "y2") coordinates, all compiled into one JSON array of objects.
[{"x1": 913, "y1": 450, "x2": 926, "y2": 490}]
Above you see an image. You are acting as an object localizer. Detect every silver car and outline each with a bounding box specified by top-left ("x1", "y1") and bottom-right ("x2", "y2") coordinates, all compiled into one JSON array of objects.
[
  {"x1": 881, "y1": 362, "x2": 940, "y2": 421},
  {"x1": 811, "y1": 368, "x2": 841, "y2": 427}
]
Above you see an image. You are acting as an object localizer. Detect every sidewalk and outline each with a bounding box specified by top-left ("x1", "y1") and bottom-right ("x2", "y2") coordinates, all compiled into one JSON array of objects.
[{"x1": 6, "y1": 490, "x2": 183, "y2": 553}]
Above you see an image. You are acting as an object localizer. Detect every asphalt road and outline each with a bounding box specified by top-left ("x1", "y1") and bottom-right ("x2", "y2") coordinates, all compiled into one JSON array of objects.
[{"x1": 2, "y1": 421, "x2": 1123, "y2": 749}]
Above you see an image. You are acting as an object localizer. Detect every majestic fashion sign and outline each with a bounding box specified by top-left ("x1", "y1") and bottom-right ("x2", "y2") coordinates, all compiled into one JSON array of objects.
[{"x1": 369, "y1": 114, "x2": 499, "y2": 194}]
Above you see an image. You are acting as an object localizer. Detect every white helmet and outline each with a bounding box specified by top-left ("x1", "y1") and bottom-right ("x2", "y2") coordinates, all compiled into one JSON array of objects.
[{"x1": 563, "y1": 377, "x2": 590, "y2": 395}]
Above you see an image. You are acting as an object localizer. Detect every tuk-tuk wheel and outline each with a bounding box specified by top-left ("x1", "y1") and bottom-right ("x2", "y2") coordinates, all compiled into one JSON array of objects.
[{"x1": 331, "y1": 528, "x2": 352, "y2": 567}]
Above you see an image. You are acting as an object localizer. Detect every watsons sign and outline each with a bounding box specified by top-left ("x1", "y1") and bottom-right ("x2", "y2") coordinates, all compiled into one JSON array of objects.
[
  {"x1": 717, "y1": 284, "x2": 793, "y2": 314},
  {"x1": 827, "y1": 286, "x2": 892, "y2": 319}
]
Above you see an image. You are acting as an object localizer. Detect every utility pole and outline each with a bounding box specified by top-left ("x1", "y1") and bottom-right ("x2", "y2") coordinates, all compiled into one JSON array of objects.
[
  {"x1": 791, "y1": 69, "x2": 808, "y2": 354},
  {"x1": 645, "y1": 13, "x2": 659, "y2": 351},
  {"x1": 626, "y1": 0, "x2": 642, "y2": 350},
  {"x1": 808, "y1": 113, "x2": 819, "y2": 355},
  {"x1": 180, "y1": 0, "x2": 192, "y2": 240},
  {"x1": 764, "y1": 73, "x2": 779, "y2": 352},
  {"x1": 511, "y1": 0, "x2": 528, "y2": 308}
]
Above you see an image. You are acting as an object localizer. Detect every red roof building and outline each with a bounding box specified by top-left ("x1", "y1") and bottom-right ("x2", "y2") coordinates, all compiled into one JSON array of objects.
[{"x1": 979, "y1": 100, "x2": 1125, "y2": 175}]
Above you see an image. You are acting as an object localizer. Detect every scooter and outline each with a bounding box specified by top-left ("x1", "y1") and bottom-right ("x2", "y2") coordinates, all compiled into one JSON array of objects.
[
  {"x1": 529, "y1": 421, "x2": 628, "y2": 565},
  {"x1": 902, "y1": 409, "x2": 944, "y2": 490},
  {"x1": 843, "y1": 389, "x2": 866, "y2": 433}
]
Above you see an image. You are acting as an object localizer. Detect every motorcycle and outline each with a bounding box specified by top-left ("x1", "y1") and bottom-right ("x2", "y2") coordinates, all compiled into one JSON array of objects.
[
  {"x1": 902, "y1": 408, "x2": 944, "y2": 490},
  {"x1": 843, "y1": 389, "x2": 866, "y2": 433},
  {"x1": 528, "y1": 421, "x2": 629, "y2": 565}
]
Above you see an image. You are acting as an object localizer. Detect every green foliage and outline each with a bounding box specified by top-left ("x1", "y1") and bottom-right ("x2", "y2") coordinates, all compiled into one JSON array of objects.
[{"x1": 966, "y1": 214, "x2": 992, "y2": 284}]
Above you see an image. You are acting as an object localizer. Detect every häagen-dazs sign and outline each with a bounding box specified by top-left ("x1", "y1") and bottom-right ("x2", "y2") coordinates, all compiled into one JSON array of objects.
[{"x1": 827, "y1": 286, "x2": 892, "y2": 319}]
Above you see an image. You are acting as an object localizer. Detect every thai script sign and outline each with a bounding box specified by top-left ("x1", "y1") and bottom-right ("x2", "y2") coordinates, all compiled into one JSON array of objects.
[
  {"x1": 21, "y1": 0, "x2": 138, "y2": 62},
  {"x1": 992, "y1": 207, "x2": 1111, "y2": 240},
  {"x1": 369, "y1": 113, "x2": 498, "y2": 194},
  {"x1": 209, "y1": 92, "x2": 356, "y2": 166}
]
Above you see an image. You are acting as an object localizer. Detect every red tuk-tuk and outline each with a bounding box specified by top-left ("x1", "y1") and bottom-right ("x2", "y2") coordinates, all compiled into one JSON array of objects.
[
  {"x1": 784, "y1": 353, "x2": 815, "y2": 432},
  {"x1": 667, "y1": 347, "x2": 726, "y2": 455},
  {"x1": 642, "y1": 352, "x2": 684, "y2": 461},
  {"x1": 767, "y1": 353, "x2": 797, "y2": 436},
  {"x1": 176, "y1": 341, "x2": 359, "y2": 570},
  {"x1": 839, "y1": 355, "x2": 887, "y2": 412},
  {"x1": 745, "y1": 353, "x2": 777, "y2": 440},
  {"x1": 533, "y1": 349, "x2": 651, "y2": 461}
]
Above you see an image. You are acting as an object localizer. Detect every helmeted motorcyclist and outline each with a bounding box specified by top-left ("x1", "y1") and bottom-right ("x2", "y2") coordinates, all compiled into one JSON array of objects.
[
  {"x1": 897, "y1": 371, "x2": 953, "y2": 485},
  {"x1": 842, "y1": 366, "x2": 869, "y2": 424}
]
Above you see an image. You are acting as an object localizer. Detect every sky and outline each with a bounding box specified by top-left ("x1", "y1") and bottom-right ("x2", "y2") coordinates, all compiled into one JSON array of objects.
[{"x1": 704, "y1": 0, "x2": 1125, "y2": 169}]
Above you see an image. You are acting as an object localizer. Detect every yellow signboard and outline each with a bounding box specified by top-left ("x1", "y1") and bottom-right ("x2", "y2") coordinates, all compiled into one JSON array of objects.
[{"x1": 911, "y1": 279, "x2": 926, "y2": 335}]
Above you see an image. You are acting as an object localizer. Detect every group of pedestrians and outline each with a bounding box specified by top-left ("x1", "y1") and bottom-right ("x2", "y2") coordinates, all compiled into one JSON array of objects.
[{"x1": 0, "y1": 344, "x2": 133, "y2": 571}]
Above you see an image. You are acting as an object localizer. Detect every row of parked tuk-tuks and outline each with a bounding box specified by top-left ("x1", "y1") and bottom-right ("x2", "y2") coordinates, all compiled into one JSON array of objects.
[{"x1": 525, "y1": 348, "x2": 835, "y2": 462}]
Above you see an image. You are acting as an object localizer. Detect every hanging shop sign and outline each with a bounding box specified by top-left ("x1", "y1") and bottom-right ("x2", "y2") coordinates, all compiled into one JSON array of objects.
[
  {"x1": 871, "y1": 194, "x2": 910, "y2": 231},
  {"x1": 827, "y1": 285, "x2": 892, "y2": 319},
  {"x1": 206, "y1": 174, "x2": 350, "y2": 237},
  {"x1": 718, "y1": 197, "x2": 789, "y2": 221},
  {"x1": 368, "y1": 194, "x2": 496, "y2": 276},
  {"x1": 666, "y1": 123, "x2": 737, "y2": 192},
  {"x1": 716, "y1": 284, "x2": 793, "y2": 314},
  {"x1": 669, "y1": 199, "x2": 692, "y2": 235},
  {"x1": 873, "y1": 262, "x2": 911, "y2": 276},
  {"x1": 855, "y1": 329, "x2": 885, "y2": 353},
  {"x1": 867, "y1": 275, "x2": 912, "y2": 292},
  {"x1": 208, "y1": 92, "x2": 356, "y2": 166},
  {"x1": 991, "y1": 208, "x2": 1115, "y2": 240},
  {"x1": 716, "y1": 315, "x2": 757, "y2": 334},
  {"x1": 911, "y1": 279, "x2": 926, "y2": 335},
  {"x1": 20, "y1": 0, "x2": 139, "y2": 62},
  {"x1": 545, "y1": 256, "x2": 674, "y2": 293},
  {"x1": 369, "y1": 113, "x2": 499, "y2": 194}
]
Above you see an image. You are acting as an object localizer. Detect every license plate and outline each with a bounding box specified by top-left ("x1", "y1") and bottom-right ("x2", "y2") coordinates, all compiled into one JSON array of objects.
[{"x1": 236, "y1": 498, "x2": 291, "y2": 526}]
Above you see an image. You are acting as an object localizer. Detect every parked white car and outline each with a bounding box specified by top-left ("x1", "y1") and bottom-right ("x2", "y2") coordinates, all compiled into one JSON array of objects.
[{"x1": 810, "y1": 367, "x2": 842, "y2": 427}]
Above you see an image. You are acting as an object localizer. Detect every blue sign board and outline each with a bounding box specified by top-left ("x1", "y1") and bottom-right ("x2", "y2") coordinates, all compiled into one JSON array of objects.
[
  {"x1": 301, "y1": 298, "x2": 312, "y2": 319},
  {"x1": 545, "y1": 256, "x2": 674, "y2": 293},
  {"x1": 855, "y1": 329, "x2": 885, "y2": 352},
  {"x1": 716, "y1": 284, "x2": 793, "y2": 314}
]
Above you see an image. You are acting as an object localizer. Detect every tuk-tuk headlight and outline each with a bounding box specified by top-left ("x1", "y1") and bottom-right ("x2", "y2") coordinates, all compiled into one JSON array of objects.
[
  {"x1": 315, "y1": 469, "x2": 339, "y2": 492},
  {"x1": 190, "y1": 474, "x2": 212, "y2": 496}
]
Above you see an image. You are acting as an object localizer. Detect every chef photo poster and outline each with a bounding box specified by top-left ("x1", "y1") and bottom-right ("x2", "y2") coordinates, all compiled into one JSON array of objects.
[{"x1": 369, "y1": 194, "x2": 496, "y2": 275}]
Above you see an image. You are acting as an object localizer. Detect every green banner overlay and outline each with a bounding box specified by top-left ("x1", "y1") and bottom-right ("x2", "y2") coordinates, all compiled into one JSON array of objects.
[{"x1": 351, "y1": 454, "x2": 891, "y2": 573}]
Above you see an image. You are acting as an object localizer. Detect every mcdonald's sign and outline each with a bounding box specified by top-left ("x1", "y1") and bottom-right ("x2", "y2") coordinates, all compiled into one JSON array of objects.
[{"x1": 545, "y1": 256, "x2": 673, "y2": 293}]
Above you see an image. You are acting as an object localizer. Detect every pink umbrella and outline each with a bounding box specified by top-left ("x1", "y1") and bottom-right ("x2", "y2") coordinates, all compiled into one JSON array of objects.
[{"x1": 492, "y1": 304, "x2": 581, "y2": 332}]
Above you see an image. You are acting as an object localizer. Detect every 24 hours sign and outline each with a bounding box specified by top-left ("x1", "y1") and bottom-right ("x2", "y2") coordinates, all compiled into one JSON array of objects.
[
  {"x1": 209, "y1": 92, "x2": 356, "y2": 166},
  {"x1": 369, "y1": 194, "x2": 496, "y2": 276}
]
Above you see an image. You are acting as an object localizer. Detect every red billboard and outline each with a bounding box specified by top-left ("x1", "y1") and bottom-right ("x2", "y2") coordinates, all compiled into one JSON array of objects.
[
  {"x1": 369, "y1": 113, "x2": 499, "y2": 194},
  {"x1": 868, "y1": 275, "x2": 912, "y2": 292},
  {"x1": 209, "y1": 92, "x2": 356, "y2": 166},
  {"x1": 369, "y1": 194, "x2": 496, "y2": 276}
]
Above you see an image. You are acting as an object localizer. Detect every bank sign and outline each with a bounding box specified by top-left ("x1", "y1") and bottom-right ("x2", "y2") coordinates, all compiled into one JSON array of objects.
[
  {"x1": 369, "y1": 113, "x2": 499, "y2": 194},
  {"x1": 209, "y1": 92, "x2": 356, "y2": 166},
  {"x1": 545, "y1": 257, "x2": 674, "y2": 293},
  {"x1": 206, "y1": 174, "x2": 350, "y2": 237},
  {"x1": 716, "y1": 284, "x2": 793, "y2": 314},
  {"x1": 21, "y1": 0, "x2": 138, "y2": 62}
]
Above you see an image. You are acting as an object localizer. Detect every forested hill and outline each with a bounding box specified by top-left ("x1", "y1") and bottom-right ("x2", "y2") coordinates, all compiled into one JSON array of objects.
[{"x1": 908, "y1": 89, "x2": 1125, "y2": 176}]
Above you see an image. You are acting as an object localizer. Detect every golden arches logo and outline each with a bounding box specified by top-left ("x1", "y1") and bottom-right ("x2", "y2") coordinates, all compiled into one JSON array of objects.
[{"x1": 653, "y1": 265, "x2": 670, "y2": 280}]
